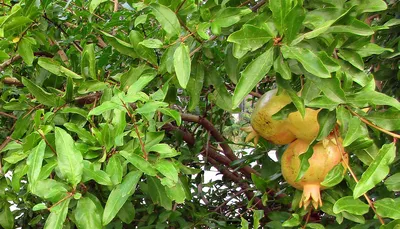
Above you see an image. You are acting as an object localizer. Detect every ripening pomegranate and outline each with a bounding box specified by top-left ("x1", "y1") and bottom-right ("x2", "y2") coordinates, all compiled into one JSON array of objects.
[
  {"x1": 281, "y1": 136, "x2": 348, "y2": 209},
  {"x1": 243, "y1": 89, "x2": 297, "y2": 145},
  {"x1": 288, "y1": 108, "x2": 320, "y2": 142}
]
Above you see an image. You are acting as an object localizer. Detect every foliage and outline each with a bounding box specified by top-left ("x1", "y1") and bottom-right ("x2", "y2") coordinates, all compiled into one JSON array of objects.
[{"x1": 0, "y1": 0, "x2": 399, "y2": 228}]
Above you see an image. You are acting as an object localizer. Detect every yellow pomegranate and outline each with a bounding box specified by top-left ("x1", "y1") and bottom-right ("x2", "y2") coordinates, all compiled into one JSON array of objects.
[
  {"x1": 243, "y1": 89, "x2": 296, "y2": 145},
  {"x1": 281, "y1": 136, "x2": 348, "y2": 209},
  {"x1": 288, "y1": 108, "x2": 320, "y2": 142}
]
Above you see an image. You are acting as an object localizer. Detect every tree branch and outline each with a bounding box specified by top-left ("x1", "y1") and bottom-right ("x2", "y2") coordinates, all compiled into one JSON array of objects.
[{"x1": 0, "y1": 52, "x2": 53, "y2": 72}]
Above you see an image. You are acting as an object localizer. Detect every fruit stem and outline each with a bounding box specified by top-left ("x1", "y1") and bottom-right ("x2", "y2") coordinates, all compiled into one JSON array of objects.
[{"x1": 333, "y1": 128, "x2": 385, "y2": 225}]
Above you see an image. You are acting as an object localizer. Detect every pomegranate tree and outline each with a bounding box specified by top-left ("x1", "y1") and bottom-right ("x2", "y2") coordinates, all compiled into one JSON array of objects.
[{"x1": 281, "y1": 136, "x2": 349, "y2": 209}]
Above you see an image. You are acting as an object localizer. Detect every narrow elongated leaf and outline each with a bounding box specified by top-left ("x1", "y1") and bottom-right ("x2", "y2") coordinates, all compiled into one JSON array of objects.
[
  {"x1": 89, "y1": 0, "x2": 107, "y2": 13},
  {"x1": 253, "y1": 210, "x2": 264, "y2": 229},
  {"x1": 82, "y1": 160, "x2": 113, "y2": 186},
  {"x1": 103, "y1": 171, "x2": 142, "y2": 225},
  {"x1": 321, "y1": 164, "x2": 345, "y2": 188},
  {"x1": 75, "y1": 197, "x2": 102, "y2": 229},
  {"x1": 88, "y1": 101, "x2": 124, "y2": 116},
  {"x1": 347, "y1": 91, "x2": 400, "y2": 110},
  {"x1": 100, "y1": 31, "x2": 137, "y2": 58},
  {"x1": 328, "y1": 19, "x2": 374, "y2": 36},
  {"x1": 165, "y1": 179, "x2": 186, "y2": 203},
  {"x1": 342, "y1": 117, "x2": 367, "y2": 147},
  {"x1": 27, "y1": 140, "x2": 46, "y2": 186},
  {"x1": 173, "y1": 43, "x2": 191, "y2": 89},
  {"x1": 81, "y1": 44, "x2": 96, "y2": 79},
  {"x1": 147, "y1": 176, "x2": 172, "y2": 210},
  {"x1": 158, "y1": 108, "x2": 181, "y2": 126},
  {"x1": 374, "y1": 198, "x2": 400, "y2": 220},
  {"x1": 241, "y1": 217, "x2": 249, "y2": 229},
  {"x1": 365, "y1": 108, "x2": 400, "y2": 131},
  {"x1": 106, "y1": 155, "x2": 123, "y2": 185},
  {"x1": 338, "y1": 49, "x2": 364, "y2": 71},
  {"x1": 18, "y1": 37, "x2": 34, "y2": 65},
  {"x1": 333, "y1": 196, "x2": 369, "y2": 215},
  {"x1": 148, "y1": 144, "x2": 180, "y2": 158},
  {"x1": 22, "y1": 77, "x2": 61, "y2": 107},
  {"x1": 353, "y1": 143, "x2": 396, "y2": 198},
  {"x1": 295, "y1": 144, "x2": 314, "y2": 181},
  {"x1": 281, "y1": 46, "x2": 331, "y2": 79},
  {"x1": 155, "y1": 159, "x2": 179, "y2": 183},
  {"x1": 0, "y1": 202, "x2": 14, "y2": 229},
  {"x1": 64, "y1": 123, "x2": 97, "y2": 143},
  {"x1": 270, "y1": 0, "x2": 291, "y2": 34},
  {"x1": 120, "y1": 151, "x2": 157, "y2": 176},
  {"x1": 44, "y1": 198, "x2": 70, "y2": 229},
  {"x1": 232, "y1": 47, "x2": 274, "y2": 109},
  {"x1": 38, "y1": 57, "x2": 62, "y2": 76},
  {"x1": 316, "y1": 109, "x2": 336, "y2": 141},
  {"x1": 274, "y1": 54, "x2": 291, "y2": 80},
  {"x1": 55, "y1": 127, "x2": 83, "y2": 188},
  {"x1": 227, "y1": 24, "x2": 272, "y2": 51},
  {"x1": 284, "y1": 4, "x2": 305, "y2": 43},
  {"x1": 187, "y1": 61, "x2": 204, "y2": 111},
  {"x1": 282, "y1": 213, "x2": 301, "y2": 227},
  {"x1": 276, "y1": 77, "x2": 304, "y2": 117},
  {"x1": 304, "y1": 73, "x2": 346, "y2": 103},
  {"x1": 385, "y1": 173, "x2": 400, "y2": 191},
  {"x1": 149, "y1": 3, "x2": 181, "y2": 38},
  {"x1": 127, "y1": 72, "x2": 157, "y2": 94}
]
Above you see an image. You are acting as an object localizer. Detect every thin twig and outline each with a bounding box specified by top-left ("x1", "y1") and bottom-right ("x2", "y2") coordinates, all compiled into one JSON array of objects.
[
  {"x1": 214, "y1": 189, "x2": 247, "y2": 212},
  {"x1": 0, "y1": 112, "x2": 17, "y2": 119},
  {"x1": 175, "y1": 0, "x2": 187, "y2": 13},
  {"x1": 48, "y1": 192, "x2": 73, "y2": 211},
  {"x1": 333, "y1": 128, "x2": 385, "y2": 225},
  {"x1": 37, "y1": 130, "x2": 57, "y2": 155},
  {"x1": 347, "y1": 106, "x2": 400, "y2": 139},
  {"x1": 302, "y1": 208, "x2": 312, "y2": 228}
]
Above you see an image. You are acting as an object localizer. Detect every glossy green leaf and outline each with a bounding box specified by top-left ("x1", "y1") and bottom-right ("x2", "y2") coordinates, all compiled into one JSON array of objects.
[
  {"x1": 103, "y1": 170, "x2": 142, "y2": 225},
  {"x1": 32, "y1": 203, "x2": 47, "y2": 211},
  {"x1": 328, "y1": 19, "x2": 374, "y2": 36},
  {"x1": 173, "y1": 43, "x2": 191, "y2": 89},
  {"x1": 347, "y1": 91, "x2": 400, "y2": 110},
  {"x1": 333, "y1": 196, "x2": 369, "y2": 215},
  {"x1": 55, "y1": 127, "x2": 83, "y2": 188},
  {"x1": 295, "y1": 143, "x2": 314, "y2": 181},
  {"x1": 100, "y1": 31, "x2": 137, "y2": 58},
  {"x1": 274, "y1": 54, "x2": 291, "y2": 80},
  {"x1": 158, "y1": 108, "x2": 181, "y2": 126},
  {"x1": 187, "y1": 60, "x2": 205, "y2": 111},
  {"x1": 155, "y1": 159, "x2": 179, "y2": 184},
  {"x1": 127, "y1": 71, "x2": 157, "y2": 94},
  {"x1": 338, "y1": 49, "x2": 364, "y2": 71},
  {"x1": 283, "y1": 4, "x2": 305, "y2": 43},
  {"x1": 306, "y1": 223, "x2": 325, "y2": 229},
  {"x1": 82, "y1": 160, "x2": 113, "y2": 186},
  {"x1": 0, "y1": 202, "x2": 14, "y2": 229},
  {"x1": 281, "y1": 46, "x2": 331, "y2": 78},
  {"x1": 149, "y1": 3, "x2": 181, "y2": 38},
  {"x1": 212, "y1": 7, "x2": 251, "y2": 30},
  {"x1": 385, "y1": 173, "x2": 400, "y2": 191},
  {"x1": 64, "y1": 123, "x2": 97, "y2": 143},
  {"x1": 22, "y1": 77, "x2": 61, "y2": 107},
  {"x1": 282, "y1": 213, "x2": 301, "y2": 227},
  {"x1": 241, "y1": 217, "x2": 249, "y2": 229},
  {"x1": 89, "y1": 0, "x2": 107, "y2": 13},
  {"x1": 139, "y1": 39, "x2": 163, "y2": 49},
  {"x1": 343, "y1": 116, "x2": 368, "y2": 147},
  {"x1": 18, "y1": 37, "x2": 34, "y2": 66},
  {"x1": 44, "y1": 198, "x2": 70, "y2": 229},
  {"x1": 353, "y1": 143, "x2": 396, "y2": 198},
  {"x1": 355, "y1": 43, "x2": 393, "y2": 57},
  {"x1": 88, "y1": 101, "x2": 124, "y2": 116},
  {"x1": 352, "y1": 0, "x2": 387, "y2": 14},
  {"x1": 117, "y1": 201, "x2": 135, "y2": 224},
  {"x1": 374, "y1": 198, "x2": 400, "y2": 220},
  {"x1": 147, "y1": 176, "x2": 172, "y2": 210},
  {"x1": 11, "y1": 113, "x2": 30, "y2": 139},
  {"x1": 365, "y1": 108, "x2": 400, "y2": 131},
  {"x1": 253, "y1": 210, "x2": 264, "y2": 229},
  {"x1": 276, "y1": 77, "x2": 305, "y2": 117},
  {"x1": 81, "y1": 44, "x2": 96, "y2": 79},
  {"x1": 232, "y1": 47, "x2": 274, "y2": 109},
  {"x1": 316, "y1": 109, "x2": 336, "y2": 141},
  {"x1": 270, "y1": 0, "x2": 291, "y2": 34},
  {"x1": 106, "y1": 155, "x2": 123, "y2": 185},
  {"x1": 27, "y1": 140, "x2": 46, "y2": 186},
  {"x1": 304, "y1": 73, "x2": 346, "y2": 103},
  {"x1": 227, "y1": 24, "x2": 273, "y2": 51},
  {"x1": 321, "y1": 164, "x2": 345, "y2": 188},
  {"x1": 75, "y1": 197, "x2": 102, "y2": 229},
  {"x1": 165, "y1": 179, "x2": 186, "y2": 204},
  {"x1": 148, "y1": 143, "x2": 180, "y2": 159},
  {"x1": 129, "y1": 31, "x2": 158, "y2": 66},
  {"x1": 120, "y1": 151, "x2": 157, "y2": 176}
]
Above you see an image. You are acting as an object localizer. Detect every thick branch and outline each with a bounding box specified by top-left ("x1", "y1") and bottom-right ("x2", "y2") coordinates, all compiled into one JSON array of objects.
[
  {"x1": 0, "y1": 52, "x2": 53, "y2": 72},
  {"x1": 180, "y1": 113, "x2": 259, "y2": 177}
]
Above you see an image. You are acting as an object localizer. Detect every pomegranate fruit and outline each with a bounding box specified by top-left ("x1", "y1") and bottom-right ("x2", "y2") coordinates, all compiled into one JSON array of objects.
[
  {"x1": 281, "y1": 136, "x2": 348, "y2": 209},
  {"x1": 288, "y1": 108, "x2": 320, "y2": 142},
  {"x1": 243, "y1": 89, "x2": 297, "y2": 145}
]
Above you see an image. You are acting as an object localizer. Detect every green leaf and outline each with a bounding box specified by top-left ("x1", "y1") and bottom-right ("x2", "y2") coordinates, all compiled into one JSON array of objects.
[
  {"x1": 352, "y1": 0, "x2": 387, "y2": 14},
  {"x1": 281, "y1": 46, "x2": 331, "y2": 79},
  {"x1": 295, "y1": 143, "x2": 314, "y2": 181},
  {"x1": 232, "y1": 47, "x2": 274, "y2": 109},
  {"x1": 173, "y1": 43, "x2": 191, "y2": 89},
  {"x1": 148, "y1": 143, "x2": 180, "y2": 159},
  {"x1": 120, "y1": 151, "x2": 157, "y2": 176},
  {"x1": 187, "y1": 60, "x2": 205, "y2": 111},
  {"x1": 374, "y1": 198, "x2": 400, "y2": 220},
  {"x1": 274, "y1": 54, "x2": 291, "y2": 80},
  {"x1": 342, "y1": 117, "x2": 367, "y2": 147},
  {"x1": 55, "y1": 127, "x2": 83, "y2": 188},
  {"x1": 149, "y1": 3, "x2": 181, "y2": 38},
  {"x1": 106, "y1": 155, "x2": 123, "y2": 185},
  {"x1": 241, "y1": 217, "x2": 249, "y2": 229},
  {"x1": 27, "y1": 140, "x2": 46, "y2": 186},
  {"x1": 365, "y1": 108, "x2": 400, "y2": 131},
  {"x1": 129, "y1": 31, "x2": 158, "y2": 66},
  {"x1": 134, "y1": 14, "x2": 147, "y2": 27},
  {"x1": 158, "y1": 108, "x2": 181, "y2": 126},
  {"x1": 88, "y1": 101, "x2": 124, "y2": 116},
  {"x1": 64, "y1": 123, "x2": 97, "y2": 143},
  {"x1": 227, "y1": 24, "x2": 273, "y2": 52},
  {"x1": 270, "y1": 0, "x2": 291, "y2": 34},
  {"x1": 316, "y1": 109, "x2": 336, "y2": 141},
  {"x1": 127, "y1": 71, "x2": 157, "y2": 94},
  {"x1": 304, "y1": 73, "x2": 346, "y2": 103},
  {"x1": 31, "y1": 179, "x2": 69, "y2": 202},
  {"x1": 82, "y1": 160, "x2": 113, "y2": 186},
  {"x1": 276, "y1": 77, "x2": 304, "y2": 117},
  {"x1": 253, "y1": 210, "x2": 264, "y2": 229},
  {"x1": 321, "y1": 163, "x2": 345, "y2": 188},
  {"x1": 147, "y1": 176, "x2": 172, "y2": 210},
  {"x1": 155, "y1": 159, "x2": 179, "y2": 184},
  {"x1": 37, "y1": 57, "x2": 62, "y2": 76},
  {"x1": 211, "y1": 7, "x2": 252, "y2": 30},
  {"x1": 283, "y1": 4, "x2": 305, "y2": 43},
  {"x1": 117, "y1": 201, "x2": 135, "y2": 224},
  {"x1": 32, "y1": 203, "x2": 47, "y2": 211},
  {"x1": 81, "y1": 44, "x2": 96, "y2": 79},
  {"x1": 353, "y1": 143, "x2": 396, "y2": 198},
  {"x1": 22, "y1": 77, "x2": 61, "y2": 107},
  {"x1": 341, "y1": 212, "x2": 365, "y2": 224},
  {"x1": 165, "y1": 179, "x2": 186, "y2": 203},
  {"x1": 0, "y1": 202, "x2": 14, "y2": 229},
  {"x1": 328, "y1": 19, "x2": 374, "y2": 36},
  {"x1": 89, "y1": 0, "x2": 107, "y2": 13},
  {"x1": 347, "y1": 91, "x2": 400, "y2": 110},
  {"x1": 44, "y1": 198, "x2": 70, "y2": 229},
  {"x1": 139, "y1": 39, "x2": 163, "y2": 49},
  {"x1": 306, "y1": 223, "x2": 325, "y2": 229},
  {"x1": 11, "y1": 113, "x2": 31, "y2": 139},
  {"x1": 75, "y1": 197, "x2": 103, "y2": 229},
  {"x1": 64, "y1": 76, "x2": 73, "y2": 103},
  {"x1": 100, "y1": 31, "x2": 137, "y2": 58},
  {"x1": 282, "y1": 214, "x2": 301, "y2": 227},
  {"x1": 385, "y1": 173, "x2": 400, "y2": 191},
  {"x1": 338, "y1": 49, "x2": 364, "y2": 71},
  {"x1": 333, "y1": 196, "x2": 369, "y2": 215},
  {"x1": 103, "y1": 171, "x2": 142, "y2": 225},
  {"x1": 355, "y1": 43, "x2": 393, "y2": 58},
  {"x1": 18, "y1": 37, "x2": 34, "y2": 66}
]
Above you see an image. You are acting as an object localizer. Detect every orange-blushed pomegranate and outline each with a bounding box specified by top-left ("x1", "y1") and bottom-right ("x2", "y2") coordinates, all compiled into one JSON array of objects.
[{"x1": 281, "y1": 136, "x2": 348, "y2": 209}]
